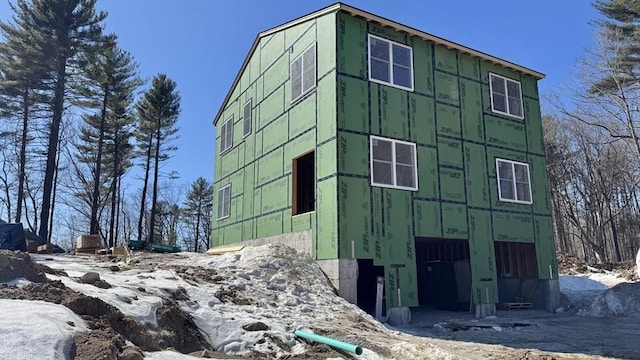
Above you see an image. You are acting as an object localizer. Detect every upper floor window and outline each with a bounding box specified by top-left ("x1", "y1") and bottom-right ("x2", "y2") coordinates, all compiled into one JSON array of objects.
[
  {"x1": 220, "y1": 116, "x2": 233, "y2": 154},
  {"x1": 489, "y1": 73, "x2": 523, "y2": 119},
  {"x1": 242, "y1": 99, "x2": 252, "y2": 137},
  {"x1": 217, "y1": 184, "x2": 231, "y2": 220},
  {"x1": 496, "y1": 158, "x2": 532, "y2": 204},
  {"x1": 368, "y1": 34, "x2": 414, "y2": 91},
  {"x1": 370, "y1": 136, "x2": 418, "y2": 191},
  {"x1": 291, "y1": 43, "x2": 316, "y2": 103}
]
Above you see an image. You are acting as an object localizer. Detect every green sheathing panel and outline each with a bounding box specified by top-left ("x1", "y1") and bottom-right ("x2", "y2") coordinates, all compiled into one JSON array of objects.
[
  {"x1": 485, "y1": 115, "x2": 527, "y2": 151},
  {"x1": 464, "y1": 143, "x2": 489, "y2": 208},
  {"x1": 317, "y1": 177, "x2": 338, "y2": 259},
  {"x1": 212, "y1": 11, "x2": 338, "y2": 258},
  {"x1": 414, "y1": 200, "x2": 441, "y2": 237},
  {"x1": 535, "y1": 216, "x2": 558, "y2": 279},
  {"x1": 460, "y1": 79, "x2": 484, "y2": 142},
  {"x1": 529, "y1": 154, "x2": 552, "y2": 215},
  {"x1": 337, "y1": 132, "x2": 369, "y2": 176},
  {"x1": 468, "y1": 209, "x2": 499, "y2": 304},
  {"x1": 411, "y1": 94, "x2": 436, "y2": 145},
  {"x1": 337, "y1": 76, "x2": 368, "y2": 133},
  {"x1": 338, "y1": 177, "x2": 372, "y2": 258},
  {"x1": 416, "y1": 146, "x2": 438, "y2": 198},
  {"x1": 458, "y1": 53, "x2": 480, "y2": 80},
  {"x1": 442, "y1": 203, "x2": 468, "y2": 239},
  {"x1": 410, "y1": 37, "x2": 433, "y2": 95},
  {"x1": 337, "y1": 12, "x2": 367, "y2": 78},
  {"x1": 524, "y1": 97, "x2": 544, "y2": 155}
]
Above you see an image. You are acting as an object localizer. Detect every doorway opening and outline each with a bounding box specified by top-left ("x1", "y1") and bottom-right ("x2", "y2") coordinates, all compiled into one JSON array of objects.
[
  {"x1": 415, "y1": 237, "x2": 471, "y2": 310},
  {"x1": 356, "y1": 259, "x2": 385, "y2": 315}
]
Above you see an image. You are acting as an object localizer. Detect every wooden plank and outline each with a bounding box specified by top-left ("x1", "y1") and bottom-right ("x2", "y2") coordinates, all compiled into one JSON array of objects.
[{"x1": 497, "y1": 302, "x2": 532, "y2": 310}]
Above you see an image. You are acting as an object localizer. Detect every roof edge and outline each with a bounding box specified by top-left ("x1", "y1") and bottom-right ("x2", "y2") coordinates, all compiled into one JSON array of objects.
[
  {"x1": 338, "y1": 3, "x2": 545, "y2": 80},
  {"x1": 213, "y1": 3, "x2": 342, "y2": 126},
  {"x1": 214, "y1": 2, "x2": 544, "y2": 126}
]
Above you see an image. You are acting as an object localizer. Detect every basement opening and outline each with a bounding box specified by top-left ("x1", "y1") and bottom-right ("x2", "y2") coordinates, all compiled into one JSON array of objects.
[
  {"x1": 494, "y1": 241, "x2": 541, "y2": 306},
  {"x1": 292, "y1": 151, "x2": 315, "y2": 215},
  {"x1": 356, "y1": 259, "x2": 385, "y2": 315},
  {"x1": 415, "y1": 237, "x2": 471, "y2": 311}
]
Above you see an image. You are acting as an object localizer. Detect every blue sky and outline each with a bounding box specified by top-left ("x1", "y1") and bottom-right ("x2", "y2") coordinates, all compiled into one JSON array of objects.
[{"x1": 0, "y1": 0, "x2": 602, "y2": 189}]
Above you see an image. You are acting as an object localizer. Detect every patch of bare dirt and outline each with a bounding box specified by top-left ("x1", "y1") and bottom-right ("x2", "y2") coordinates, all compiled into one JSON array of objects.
[
  {"x1": 167, "y1": 264, "x2": 220, "y2": 284},
  {"x1": 214, "y1": 286, "x2": 252, "y2": 305},
  {"x1": 556, "y1": 252, "x2": 638, "y2": 281},
  {"x1": 0, "y1": 251, "x2": 212, "y2": 359},
  {"x1": 0, "y1": 250, "x2": 47, "y2": 283}
]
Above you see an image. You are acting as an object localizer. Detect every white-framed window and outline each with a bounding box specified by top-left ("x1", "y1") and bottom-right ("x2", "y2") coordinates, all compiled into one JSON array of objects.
[
  {"x1": 368, "y1": 33, "x2": 414, "y2": 91},
  {"x1": 496, "y1": 158, "x2": 532, "y2": 204},
  {"x1": 242, "y1": 99, "x2": 252, "y2": 137},
  {"x1": 217, "y1": 184, "x2": 231, "y2": 220},
  {"x1": 220, "y1": 116, "x2": 233, "y2": 154},
  {"x1": 489, "y1": 73, "x2": 524, "y2": 119},
  {"x1": 370, "y1": 135, "x2": 418, "y2": 191},
  {"x1": 291, "y1": 43, "x2": 316, "y2": 103}
]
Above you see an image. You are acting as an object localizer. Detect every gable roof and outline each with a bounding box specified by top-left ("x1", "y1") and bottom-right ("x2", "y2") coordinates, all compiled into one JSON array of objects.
[{"x1": 213, "y1": 2, "x2": 545, "y2": 126}]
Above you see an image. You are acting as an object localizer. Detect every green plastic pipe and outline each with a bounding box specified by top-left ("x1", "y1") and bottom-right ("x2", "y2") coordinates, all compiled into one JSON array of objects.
[{"x1": 294, "y1": 329, "x2": 363, "y2": 355}]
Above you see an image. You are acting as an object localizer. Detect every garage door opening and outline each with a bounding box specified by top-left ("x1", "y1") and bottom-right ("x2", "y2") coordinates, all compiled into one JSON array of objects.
[
  {"x1": 494, "y1": 241, "x2": 541, "y2": 306},
  {"x1": 415, "y1": 237, "x2": 471, "y2": 311}
]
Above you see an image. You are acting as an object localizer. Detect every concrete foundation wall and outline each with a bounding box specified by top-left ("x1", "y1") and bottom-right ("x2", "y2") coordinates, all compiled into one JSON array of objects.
[
  {"x1": 211, "y1": 230, "x2": 312, "y2": 255},
  {"x1": 316, "y1": 258, "x2": 358, "y2": 304}
]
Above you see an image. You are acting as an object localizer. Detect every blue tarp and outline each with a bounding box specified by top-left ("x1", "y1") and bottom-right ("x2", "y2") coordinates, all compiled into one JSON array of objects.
[{"x1": 0, "y1": 223, "x2": 27, "y2": 251}]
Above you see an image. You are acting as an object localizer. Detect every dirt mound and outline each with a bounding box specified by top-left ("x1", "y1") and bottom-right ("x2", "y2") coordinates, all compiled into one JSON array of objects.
[
  {"x1": 0, "y1": 250, "x2": 47, "y2": 283},
  {"x1": 587, "y1": 282, "x2": 640, "y2": 317},
  {"x1": 556, "y1": 252, "x2": 589, "y2": 274}
]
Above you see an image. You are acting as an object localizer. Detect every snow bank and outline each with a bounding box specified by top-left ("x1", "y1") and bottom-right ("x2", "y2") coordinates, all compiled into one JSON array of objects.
[
  {"x1": 587, "y1": 282, "x2": 640, "y2": 317},
  {"x1": 0, "y1": 299, "x2": 87, "y2": 360}
]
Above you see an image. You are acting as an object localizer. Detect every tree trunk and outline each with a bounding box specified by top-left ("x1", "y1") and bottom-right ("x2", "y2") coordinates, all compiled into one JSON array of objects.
[
  {"x1": 38, "y1": 62, "x2": 66, "y2": 244},
  {"x1": 137, "y1": 135, "x2": 153, "y2": 241},
  {"x1": 194, "y1": 207, "x2": 201, "y2": 253},
  {"x1": 48, "y1": 140, "x2": 62, "y2": 245},
  {"x1": 15, "y1": 87, "x2": 29, "y2": 223},
  {"x1": 148, "y1": 120, "x2": 161, "y2": 244},
  {"x1": 90, "y1": 91, "x2": 109, "y2": 235}
]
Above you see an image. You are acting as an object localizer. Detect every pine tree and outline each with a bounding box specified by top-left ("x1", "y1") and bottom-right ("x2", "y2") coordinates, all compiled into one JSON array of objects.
[
  {"x1": 183, "y1": 177, "x2": 213, "y2": 252},
  {"x1": 3, "y1": 0, "x2": 107, "y2": 244},
  {"x1": 592, "y1": 0, "x2": 640, "y2": 92},
  {"x1": 74, "y1": 35, "x2": 142, "y2": 238},
  {"x1": 135, "y1": 74, "x2": 180, "y2": 244},
  {"x1": 0, "y1": 8, "x2": 52, "y2": 225}
]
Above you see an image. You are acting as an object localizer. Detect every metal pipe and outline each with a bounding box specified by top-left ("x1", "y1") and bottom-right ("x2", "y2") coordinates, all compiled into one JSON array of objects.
[{"x1": 294, "y1": 330, "x2": 363, "y2": 355}]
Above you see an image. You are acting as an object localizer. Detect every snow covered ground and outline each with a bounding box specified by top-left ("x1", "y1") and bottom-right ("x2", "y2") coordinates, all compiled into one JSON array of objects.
[{"x1": 0, "y1": 245, "x2": 638, "y2": 359}]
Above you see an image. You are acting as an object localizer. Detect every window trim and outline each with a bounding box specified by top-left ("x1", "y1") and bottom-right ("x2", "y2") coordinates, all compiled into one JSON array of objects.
[
  {"x1": 488, "y1": 73, "x2": 524, "y2": 120},
  {"x1": 220, "y1": 116, "x2": 233, "y2": 154},
  {"x1": 495, "y1": 158, "x2": 532, "y2": 204},
  {"x1": 369, "y1": 135, "x2": 418, "y2": 191},
  {"x1": 242, "y1": 99, "x2": 252, "y2": 138},
  {"x1": 367, "y1": 33, "x2": 414, "y2": 92},
  {"x1": 216, "y1": 184, "x2": 231, "y2": 220},
  {"x1": 290, "y1": 43, "x2": 317, "y2": 104}
]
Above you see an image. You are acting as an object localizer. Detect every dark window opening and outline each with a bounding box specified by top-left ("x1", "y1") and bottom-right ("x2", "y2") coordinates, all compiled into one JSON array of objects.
[
  {"x1": 495, "y1": 241, "x2": 538, "y2": 278},
  {"x1": 292, "y1": 151, "x2": 314, "y2": 215}
]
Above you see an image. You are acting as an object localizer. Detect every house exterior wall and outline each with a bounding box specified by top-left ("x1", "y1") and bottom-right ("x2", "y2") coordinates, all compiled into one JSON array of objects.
[
  {"x1": 212, "y1": 6, "x2": 555, "y2": 311},
  {"x1": 334, "y1": 11, "x2": 555, "y2": 308},
  {"x1": 211, "y1": 11, "x2": 338, "y2": 260}
]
